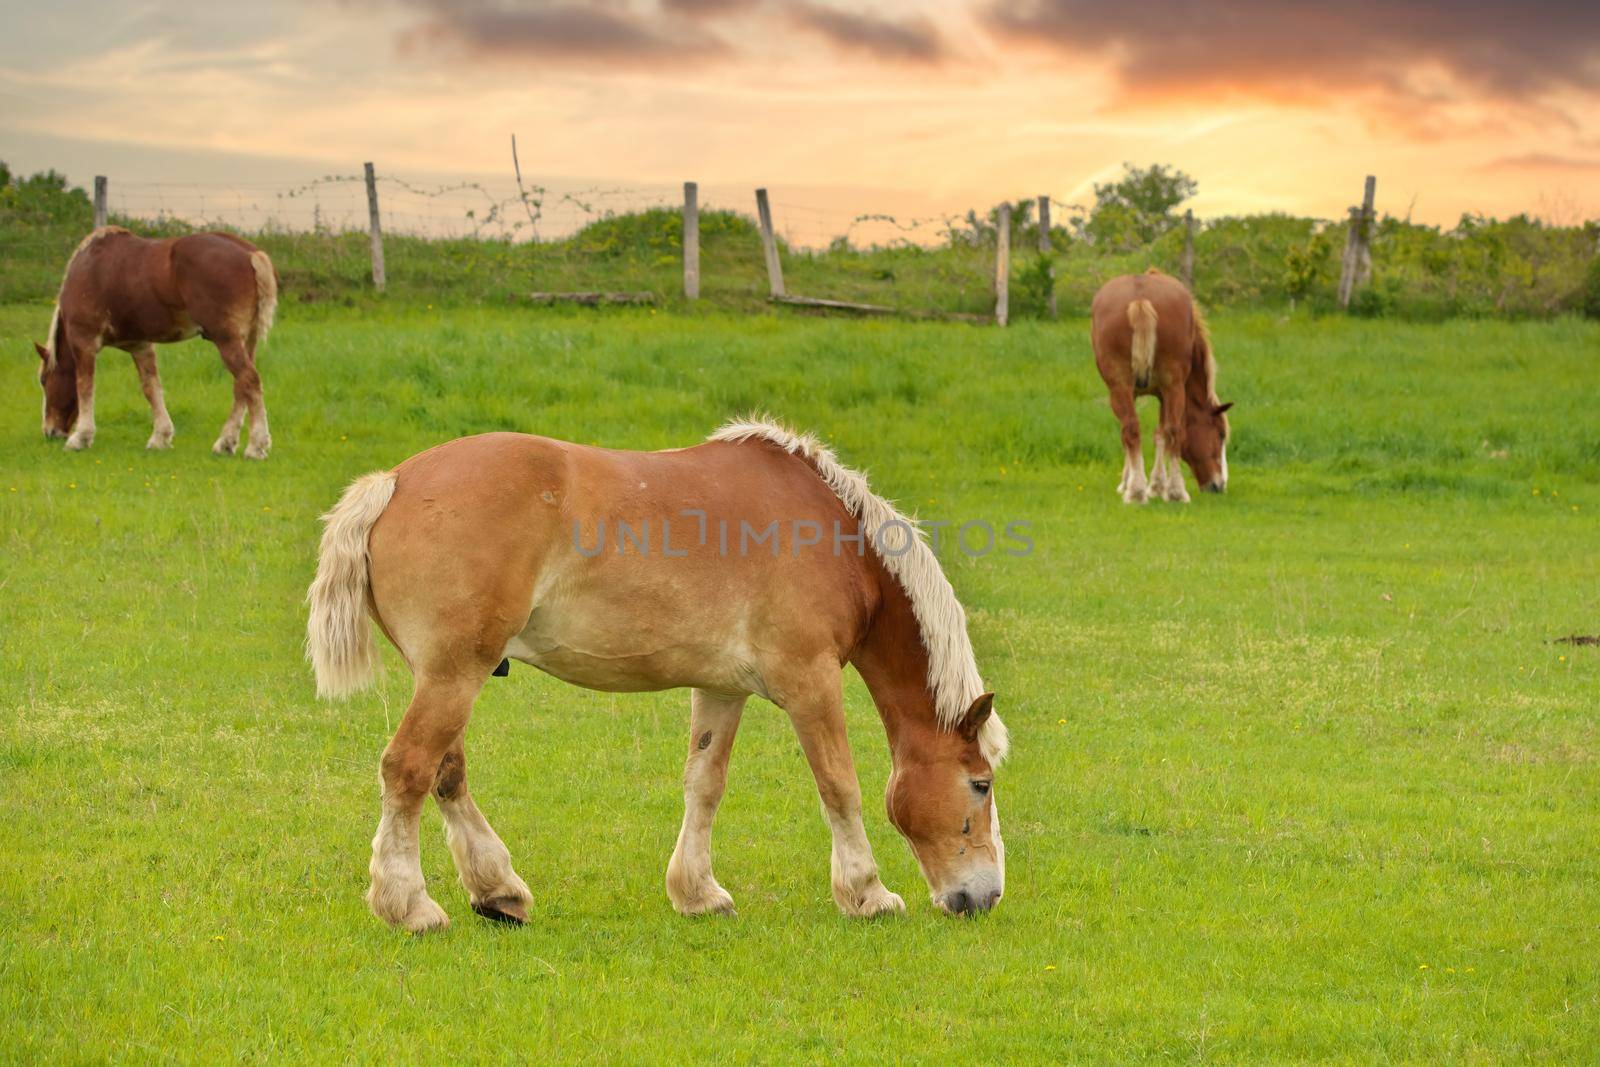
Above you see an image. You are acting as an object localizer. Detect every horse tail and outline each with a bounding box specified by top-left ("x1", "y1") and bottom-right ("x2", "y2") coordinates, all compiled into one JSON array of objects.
[
  {"x1": 306, "y1": 471, "x2": 397, "y2": 698},
  {"x1": 1127, "y1": 298, "x2": 1157, "y2": 389},
  {"x1": 249, "y1": 249, "x2": 278, "y2": 349}
]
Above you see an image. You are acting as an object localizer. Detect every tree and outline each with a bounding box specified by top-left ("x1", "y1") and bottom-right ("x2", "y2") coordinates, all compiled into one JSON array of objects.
[{"x1": 1084, "y1": 163, "x2": 1197, "y2": 249}]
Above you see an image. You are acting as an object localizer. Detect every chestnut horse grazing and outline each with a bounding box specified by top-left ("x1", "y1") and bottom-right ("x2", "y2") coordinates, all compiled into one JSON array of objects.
[
  {"x1": 35, "y1": 227, "x2": 278, "y2": 457},
  {"x1": 307, "y1": 419, "x2": 1010, "y2": 932},
  {"x1": 1091, "y1": 269, "x2": 1232, "y2": 503}
]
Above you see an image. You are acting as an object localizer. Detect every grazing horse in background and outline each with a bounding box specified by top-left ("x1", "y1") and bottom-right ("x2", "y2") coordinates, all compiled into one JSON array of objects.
[
  {"x1": 307, "y1": 418, "x2": 1010, "y2": 932},
  {"x1": 34, "y1": 227, "x2": 278, "y2": 458},
  {"x1": 1091, "y1": 269, "x2": 1232, "y2": 503}
]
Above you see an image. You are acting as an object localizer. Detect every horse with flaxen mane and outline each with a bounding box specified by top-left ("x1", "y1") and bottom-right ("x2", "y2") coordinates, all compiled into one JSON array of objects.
[
  {"x1": 35, "y1": 227, "x2": 278, "y2": 458},
  {"x1": 306, "y1": 418, "x2": 1009, "y2": 932},
  {"x1": 1090, "y1": 269, "x2": 1232, "y2": 503}
]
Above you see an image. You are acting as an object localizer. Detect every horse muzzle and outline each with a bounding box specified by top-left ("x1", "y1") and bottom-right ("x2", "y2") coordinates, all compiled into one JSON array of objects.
[{"x1": 940, "y1": 887, "x2": 1002, "y2": 916}]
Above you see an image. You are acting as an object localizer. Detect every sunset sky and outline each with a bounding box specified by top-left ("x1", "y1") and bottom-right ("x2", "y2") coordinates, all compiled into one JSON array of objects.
[{"x1": 2, "y1": 0, "x2": 1598, "y2": 230}]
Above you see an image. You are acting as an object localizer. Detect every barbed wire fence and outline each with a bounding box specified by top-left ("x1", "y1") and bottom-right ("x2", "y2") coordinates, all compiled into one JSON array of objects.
[
  {"x1": 52, "y1": 166, "x2": 1042, "y2": 317},
  {"x1": 8, "y1": 166, "x2": 1593, "y2": 319}
]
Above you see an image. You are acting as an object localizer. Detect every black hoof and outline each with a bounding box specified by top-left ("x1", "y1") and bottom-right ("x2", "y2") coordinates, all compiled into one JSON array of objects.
[{"x1": 472, "y1": 898, "x2": 528, "y2": 925}]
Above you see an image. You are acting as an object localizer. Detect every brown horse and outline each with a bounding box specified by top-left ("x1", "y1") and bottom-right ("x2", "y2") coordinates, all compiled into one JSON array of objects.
[
  {"x1": 1091, "y1": 269, "x2": 1232, "y2": 503},
  {"x1": 35, "y1": 227, "x2": 278, "y2": 458},
  {"x1": 306, "y1": 419, "x2": 1010, "y2": 932}
]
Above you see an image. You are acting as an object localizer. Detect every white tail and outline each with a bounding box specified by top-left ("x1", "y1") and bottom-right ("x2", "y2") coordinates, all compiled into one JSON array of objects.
[
  {"x1": 249, "y1": 249, "x2": 278, "y2": 349},
  {"x1": 1128, "y1": 298, "x2": 1157, "y2": 388},
  {"x1": 306, "y1": 471, "x2": 397, "y2": 698}
]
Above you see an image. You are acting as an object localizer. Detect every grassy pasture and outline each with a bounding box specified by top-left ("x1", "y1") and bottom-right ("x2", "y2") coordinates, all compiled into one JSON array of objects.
[{"x1": 1, "y1": 303, "x2": 1597, "y2": 1062}]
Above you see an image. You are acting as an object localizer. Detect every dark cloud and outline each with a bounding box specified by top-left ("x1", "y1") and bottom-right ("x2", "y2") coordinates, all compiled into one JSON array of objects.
[
  {"x1": 398, "y1": 1, "x2": 728, "y2": 64},
  {"x1": 659, "y1": 0, "x2": 758, "y2": 17},
  {"x1": 983, "y1": 1, "x2": 1600, "y2": 109},
  {"x1": 789, "y1": 2, "x2": 946, "y2": 63}
]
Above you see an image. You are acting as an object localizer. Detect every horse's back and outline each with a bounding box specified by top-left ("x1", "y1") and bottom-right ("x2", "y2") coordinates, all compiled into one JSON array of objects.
[
  {"x1": 368, "y1": 432, "x2": 874, "y2": 693},
  {"x1": 61, "y1": 229, "x2": 266, "y2": 345},
  {"x1": 1090, "y1": 271, "x2": 1198, "y2": 388}
]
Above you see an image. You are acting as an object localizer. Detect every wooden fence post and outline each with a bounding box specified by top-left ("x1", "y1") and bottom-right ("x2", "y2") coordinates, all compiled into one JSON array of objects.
[
  {"x1": 682, "y1": 181, "x2": 700, "y2": 301},
  {"x1": 1181, "y1": 209, "x2": 1195, "y2": 290},
  {"x1": 994, "y1": 203, "x2": 1011, "y2": 327},
  {"x1": 1037, "y1": 195, "x2": 1056, "y2": 319},
  {"x1": 1355, "y1": 174, "x2": 1376, "y2": 287},
  {"x1": 364, "y1": 162, "x2": 386, "y2": 293},
  {"x1": 1338, "y1": 206, "x2": 1361, "y2": 309},
  {"x1": 1338, "y1": 176, "x2": 1376, "y2": 309},
  {"x1": 755, "y1": 188, "x2": 785, "y2": 299},
  {"x1": 93, "y1": 176, "x2": 107, "y2": 229}
]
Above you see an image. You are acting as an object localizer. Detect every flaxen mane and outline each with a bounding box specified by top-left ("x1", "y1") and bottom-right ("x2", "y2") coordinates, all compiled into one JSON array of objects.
[
  {"x1": 710, "y1": 417, "x2": 1009, "y2": 765},
  {"x1": 1193, "y1": 304, "x2": 1220, "y2": 406}
]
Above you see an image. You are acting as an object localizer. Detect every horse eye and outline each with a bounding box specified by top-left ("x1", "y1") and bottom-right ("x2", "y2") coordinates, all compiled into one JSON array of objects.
[{"x1": 971, "y1": 780, "x2": 991, "y2": 796}]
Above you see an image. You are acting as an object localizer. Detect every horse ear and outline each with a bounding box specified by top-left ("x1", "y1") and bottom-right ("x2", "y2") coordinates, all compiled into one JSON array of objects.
[
  {"x1": 959, "y1": 692, "x2": 995, "y2": 741},
  {"x1": 34, "y1": 342, "x2": 48, "y2": 361},
  {"x1": 1213, "y1": 401, "x2": 1234, "y2": 415}
]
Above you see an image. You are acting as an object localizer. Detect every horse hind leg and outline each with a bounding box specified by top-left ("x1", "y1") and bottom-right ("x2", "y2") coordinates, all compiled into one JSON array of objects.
[
  {"x1": 435, "y1": 739, "x2": 533, "y2": 924},
  {"x1": 1109, "y1": 385, "x2": 1149, "y2": 504},
  {"x1": 129, "y1": 345, "x2": 174, "y2": 449},
  {"x1": 368, "y1": 674, "x2": 480, "y2": 933},
  {"x1": 241, "y1": 337, "x2": 271, "y2": 460},
  {"x1": 666, "y1": 689, "x2": 747, "y2": 916},
  {"x1": 212, "y1": 338, "x2": 270, "y2": 459}
]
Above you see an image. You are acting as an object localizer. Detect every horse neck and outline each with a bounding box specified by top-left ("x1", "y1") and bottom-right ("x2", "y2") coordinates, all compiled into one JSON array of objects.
[
  {"x1": 851, "y1": 575, "x2": 943, "y2": 755},
  {"x1": 47, "y1": 315, "x2": 76, "y2": 376}
]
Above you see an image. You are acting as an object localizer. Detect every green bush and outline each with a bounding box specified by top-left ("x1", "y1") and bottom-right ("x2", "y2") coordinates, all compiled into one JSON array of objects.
[
  {"x1": 1014, "y1": 253, "x2": 1056, "y2": 319},
  {"x1": 1582, "y1": 251, "x2": 1600, "y2": 321}
]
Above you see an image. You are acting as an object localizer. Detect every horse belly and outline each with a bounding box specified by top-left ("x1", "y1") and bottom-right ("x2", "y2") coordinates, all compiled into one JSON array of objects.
[
  {"x1": 106, "y1": 309, "x2": 201, "y2": 349},
  {"x1": 504, "y1": 601, "x2": 763, "y2": 697}
]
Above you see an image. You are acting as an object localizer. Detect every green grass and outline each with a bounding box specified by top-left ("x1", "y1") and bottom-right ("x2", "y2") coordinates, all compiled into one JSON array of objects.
[{"x1": 1, "y1": 303, "x2": 1597, "y2": 1062}]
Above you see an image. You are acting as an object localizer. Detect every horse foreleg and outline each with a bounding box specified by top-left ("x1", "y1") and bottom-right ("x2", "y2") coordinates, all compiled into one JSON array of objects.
[
  {"x1": 129, "y1": 345, "x2": 174, "y2": 449},
  {"x1": 666, "y1": 689, "x2": 747, "y2": 916},
  {"x1": 213, "y1": 339, "x2": 270, "y2": 459},
  {"x1": 368, "y1": 674, "x2": 478, "y2": 933},
  {"x1": 64, "y1": 335, "x2": 98, "y2": 451},
  {"x1": 781, "y1": 669, "x2": 904, "y2": 917},
  {"x1": 1150, "y1": 421, "x2": 1172, "y2": 498},
  {"x1": 1157, "y1": 385, "x2": 1191, "y2": 503},
  {"x1": 1109, "y1": 386, "x2": 1148, "y2": 504},
  {"x1": 435, "y1": 738, "x2": 533, "y2": 924}
]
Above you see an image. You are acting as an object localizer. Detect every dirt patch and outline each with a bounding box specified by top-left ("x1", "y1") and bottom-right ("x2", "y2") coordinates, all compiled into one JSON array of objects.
[{"x1": 1552, "y1": 635, "x2": 1599, "y2": 646}]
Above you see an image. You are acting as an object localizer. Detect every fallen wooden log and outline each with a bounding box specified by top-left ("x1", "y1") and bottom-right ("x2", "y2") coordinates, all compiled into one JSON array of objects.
[
  {"x1": 527, "y1": 291, "x2": 657, "y2": 306},
  {"x1": 772, "y1": 294, "x2": 894, "y2": 315}
]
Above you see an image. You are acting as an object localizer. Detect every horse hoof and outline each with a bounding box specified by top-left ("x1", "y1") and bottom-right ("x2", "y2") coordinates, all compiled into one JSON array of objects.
[
  {"x1": 146, "y1": 434, "x2": 173, "y2": 450},
  {"x1": 844, "y1": 885, "x2": 906, "y2": 918},
  {"x1": 674, "y1": 885, "x2": 737, "y2": 917},
  {"x1": 212, "y1": 439, "x2": 237, "y2": 456},
  {"x1": 64, "y1": 435, "x2": 92, "y2": 452},
  {"x1": 471, "y1": 896, "x2": 529, "y2": 925},
  {"x1": 1122, "y1": 488, "x2": 1149, "y2": 504},
  {"x1": 244, "y1": 442, "x2": 271, "y2": 461},
  {"x1": 382, "y1": 895, "x2": 450, "y2": 935}
]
